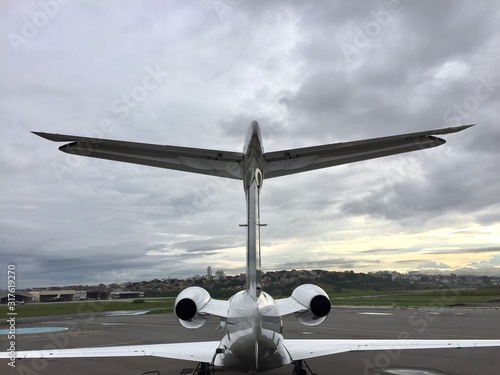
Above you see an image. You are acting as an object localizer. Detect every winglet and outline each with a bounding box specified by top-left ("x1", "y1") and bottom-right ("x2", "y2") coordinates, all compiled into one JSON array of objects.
[
  {"x1": 449, "y1": 123, "x2": 475, "y2": 132},
  {"x1": 431, "y1": 124, "x2": 475, "y2": 135},
  {"x1": 31, "y1": 131, "x2": 74, "y2": 142}
]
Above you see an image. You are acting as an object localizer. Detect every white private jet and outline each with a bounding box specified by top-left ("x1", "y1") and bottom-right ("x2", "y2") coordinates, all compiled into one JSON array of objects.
[{"x1": 3, "y1": 122, "x2": 499, "y2": 374}]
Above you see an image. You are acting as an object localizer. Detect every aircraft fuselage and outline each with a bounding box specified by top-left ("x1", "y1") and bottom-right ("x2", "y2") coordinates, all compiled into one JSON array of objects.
[{"x1": 217, "y1": 290, "x2": 289, "y2": 372}]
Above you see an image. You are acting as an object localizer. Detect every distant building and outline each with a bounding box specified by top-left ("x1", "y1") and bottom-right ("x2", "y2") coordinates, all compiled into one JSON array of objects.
[
  {"x1": 74, "y1": 291, "x2": 87, "y2": 301},
  {"x1": 207, "y1": 266, "x2": 213, "y2": 277},
  {"x1": 29, "y1": 290, "x2": 76, "y2": 302},
  {"x1": 215, "y1": 269, "x2": 224, "y2": 280},
  {"x1": 0, "y1": 290, "x2": 34, "y2": 304},
  {"x1": 74, "y1": 290, "x2": 109, "y2": 300},
  {"x1": 110, "y1": 291, "x2": 144, "y2": 299}
]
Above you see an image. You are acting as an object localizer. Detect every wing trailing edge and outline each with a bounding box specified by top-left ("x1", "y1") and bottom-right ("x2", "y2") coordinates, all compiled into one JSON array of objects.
[
  {"x1": 4, "y1": 338, "x2": 498, "y2": 364},
  {"x1": 284, "y1": 338, "x2": 500, "y2": 360},
  {"x1": 0, "y1": 341, "x2": 221, "y2": 363}
]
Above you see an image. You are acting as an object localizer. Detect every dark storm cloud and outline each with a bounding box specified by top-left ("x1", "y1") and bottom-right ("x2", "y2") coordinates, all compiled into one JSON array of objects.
[
  {"x1": 383, "y1": 247, "x2": 500, "y2": 266},
  {"x1": 361, "y1": 248, "x2": 413, "y2": 254},
  {"x1": 394, "y1": 259, "x2": 423, "y2": 265},
  {"x1": 340, "y1": 149, "x2": 500, "y2": 224},
  {"x1": 421, "y1": 247, "x2": 500, "y2": 255},
  {"x1": 147, "y1": 237, "x2": 244, "y2": 255},
  {"x1": 276, "y1": 258, "x2": 382, "y2": 271}
]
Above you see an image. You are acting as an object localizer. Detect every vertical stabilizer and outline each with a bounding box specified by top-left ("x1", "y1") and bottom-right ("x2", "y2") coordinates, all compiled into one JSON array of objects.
[
  {"x1": 243, "y1": 121, "x2": 264, "y2": 300},
  {"x1": 245, "y1": 176, "x2": 262, "y2": 299}
]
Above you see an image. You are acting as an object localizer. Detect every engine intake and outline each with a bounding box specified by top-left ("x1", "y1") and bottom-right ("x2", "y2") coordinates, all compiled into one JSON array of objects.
[
  {"x1": 291, "y1": 284, "x2": 331, "y2": 326},
  {"x1": 174, "y1": 286, "x2": 211, "y2": 329}
]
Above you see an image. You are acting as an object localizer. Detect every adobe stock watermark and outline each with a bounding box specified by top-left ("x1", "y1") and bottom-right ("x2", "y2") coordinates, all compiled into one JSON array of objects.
[
  {"x1": 443, "y1": 74, "x2": 500, "y2": 125},
  {"x1": 3, "y1": 263, "x2": 111, "y2": 374},
  {"x1": 382, "y1": 153, "x2": 424, "y2": 191},
  {"x1": 176, "y1": 119, "x2": 287, "y2": 226},
  {"x1": 362, "y1": 287, "x2": 460, "y2": 374},
  {"x1": 51, "y1": 65, "x2": 168, "y2": 181},
  {"x1": 7, "y1": 0, "x2": 69, "y2": 54},
  {"x1": 14, "y1": 300, "x2": 106, "y2": 374},
  {"x1": 210, "y1": 0, "x2": 243, "y2": 21},
  {"x1": 339, "y1": 0, "x2": 405, "y2": 63},
  {"x1": 178, "y1": 167, "x2": 239, "y2": 226}
]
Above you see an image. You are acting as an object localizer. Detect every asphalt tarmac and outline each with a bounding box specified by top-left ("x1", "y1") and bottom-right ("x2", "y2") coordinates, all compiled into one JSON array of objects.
[{"x1": 1, "y1": 306, "x2": 499, "y2": 375}]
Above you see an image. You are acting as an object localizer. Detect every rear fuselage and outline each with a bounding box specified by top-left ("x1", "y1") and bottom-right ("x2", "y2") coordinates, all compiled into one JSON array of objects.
[{"x1": 215, "y1": 290, "x2": 290, "y2": 372}]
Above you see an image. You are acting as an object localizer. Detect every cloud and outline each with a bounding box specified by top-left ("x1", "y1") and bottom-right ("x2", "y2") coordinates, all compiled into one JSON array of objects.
[
  {"x1": 421, "y1": 246, "x2": 500, "y2": 255},
  {"x1": 467, "y1": 254, "x2": 500, "y2": 268},
  {"x1": 417, "y1": 261, "x2": 451, "y2": 270},
  {"x1": 1, "y1": 1, "x2": 500, "y2": 287},
  {"x1": 273, "y1": 257, "x2": 382, "y2": 271}
]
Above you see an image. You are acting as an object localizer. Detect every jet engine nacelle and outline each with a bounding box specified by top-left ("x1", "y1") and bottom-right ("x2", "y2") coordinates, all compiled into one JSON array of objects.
[
  {"x1": 174, "y1": 286, "x2": 211, "y2": 329},
  {"x1": 291, "y1": 284, "x2": 331, "y2": 326}
]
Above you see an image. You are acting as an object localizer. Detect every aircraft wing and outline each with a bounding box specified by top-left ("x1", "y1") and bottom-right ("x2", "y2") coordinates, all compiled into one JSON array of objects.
[
  {"x1": 0, "y1": 341, "x2": 221, "y2": 363},
  {"x1": 8, "y1": 339, "x2": 497, "y2": 363},
  {"x1": 264, "y1": 125, "x2": 473, "y2": 178},
  {"x1": 275, "y1": 296, "x2": 308, "y2": 316},
  {"x1": 283, "y1": 338, "x2": 500, "y2": 360},
  {"x1": 32, "y1": 132, "x2": 243, "y2": 180},
  {"x1": 33, "y1": 125, "x2": 473, "y2": 181},
  {"x1": 199, "y1": 298, "x2": 230, "y2": 317}
]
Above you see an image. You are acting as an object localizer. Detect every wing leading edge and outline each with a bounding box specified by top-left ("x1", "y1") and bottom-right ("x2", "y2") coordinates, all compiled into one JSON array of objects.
[{"x1": 284, "y1": 339, "x2": 500, "y2": 360}]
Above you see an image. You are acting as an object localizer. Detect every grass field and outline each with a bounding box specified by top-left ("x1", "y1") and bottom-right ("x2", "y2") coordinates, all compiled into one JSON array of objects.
[
  {"x1": 330, "y1": 288, "x2": 500, "y2": 307},
  {"x1": 0, "y1": 298, "x2": 175, "y2": 320},
  {"x1": 1, "y1": 288, "x2": 498, "y2": 320}
]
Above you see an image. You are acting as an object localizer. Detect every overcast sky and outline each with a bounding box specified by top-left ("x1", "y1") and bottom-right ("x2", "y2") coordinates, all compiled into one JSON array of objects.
[{"x1": 1, "y1": 0, "x2": 499, "y2": 288}]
